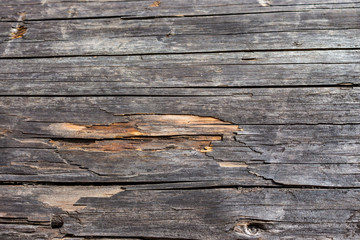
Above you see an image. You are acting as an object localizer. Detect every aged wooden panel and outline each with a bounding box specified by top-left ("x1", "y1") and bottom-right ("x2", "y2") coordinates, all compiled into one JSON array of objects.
[{"x1": 1, "y1": 0, "x2": 360, "y2": 239}]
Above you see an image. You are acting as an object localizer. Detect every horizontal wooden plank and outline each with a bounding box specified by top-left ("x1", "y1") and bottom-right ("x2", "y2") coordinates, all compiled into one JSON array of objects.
[
  {"x1": 1, "y1": 123, "x2": 360, "y2": 187},
  {"x1": 0, "y1": 90, "x2": 359, "y2": 186},
  {"x1": 1, "y1": 88, "x2": 358, "y2": 124},
  {"x1": 1, "y1": 185, "x2": 360, "y2": 239},
  {"x1": 0, "y1": 50, "x2": 359, "y2": 94},
  {"x1": 1, "y1": 0, "x2": 359, "y2": 21},
  {"x1": 1, "y1": 8, "x2": 360, "y2": 57}
]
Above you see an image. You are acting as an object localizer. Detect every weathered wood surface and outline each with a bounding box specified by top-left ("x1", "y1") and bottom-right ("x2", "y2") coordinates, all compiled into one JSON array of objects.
[
  {"x1": 2, "y1": 185, "x2": 360, "y2": 239},
  {"x1": 2, "y1": 0, "x2": 360, "y2": 21},
  {"x1": 1, "y1": 2, "x2": 360, "y2": 57},
  {"x1": 1, "y1": 50, "x2": 360, "y2": 95},
  {"x1": 1, "y1": 0, "x2": 360, "y2": 239}
]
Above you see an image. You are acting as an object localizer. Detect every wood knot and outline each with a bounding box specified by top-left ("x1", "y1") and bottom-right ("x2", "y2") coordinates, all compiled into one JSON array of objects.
[
  {"x1": 233, "y1": 221, "x2": 267, "y2": 237},
  {"x1": 51, "y1": 215, "x2": 64, "y2": 228}
]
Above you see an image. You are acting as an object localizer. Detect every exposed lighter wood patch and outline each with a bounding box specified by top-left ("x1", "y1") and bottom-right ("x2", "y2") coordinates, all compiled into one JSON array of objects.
[
  {"x1": 10, "y1": 12, "x2": 27, "y2": 39},
  {"x1": 48, "y1": 115, "x2": 239, "y2": 162},
  {"x1": 200, "y1": 146, "x2": 213, "y2": 153},
  {"x1": 258, "y1": 0, "x2": 271, "y2": 7},
  {"x1": 50, "y1": 123, "x2": 86, "y2": 132},
  {"x1": 48, "y1": 115, "x2": 238, "y2": 147},
  {"x1": 50, "y1": 138, "x2": 213, "y2": 152},
  {"x1": 0, "y1": 128, "x2": 9, "y2": 135},
  {"x1": 38, "y1": 187, "x2": 124, "y2": 211},
  {"x1": 150, "y1": 1, "x2": 160, "y2": 7},
  {"x1": 218, "y1": 162, "x2": 248, "y2": 168},
  {"x1": 48, "y1": 115, "x2": 238, "y2": 138}
]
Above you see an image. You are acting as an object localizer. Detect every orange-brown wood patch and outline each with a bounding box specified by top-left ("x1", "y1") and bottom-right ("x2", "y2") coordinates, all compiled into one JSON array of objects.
[{"x1": 48, "y1": 115, "x2": 238, "y2": 153}]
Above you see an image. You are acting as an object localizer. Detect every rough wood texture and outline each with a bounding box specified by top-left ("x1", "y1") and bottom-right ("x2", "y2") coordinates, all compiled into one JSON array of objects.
[
  {"x1": 1, "y1": 185, "x2": 360, "y2": 239},
  {"x1": 1, "y1": 0, "x2": 360, "y2": 239},
  {"x1": 2, "y1": 3, "x2": 360, "y2": 57},
  {"x1": 1, "y1": 50, "x2": 360, "y2": 95}
]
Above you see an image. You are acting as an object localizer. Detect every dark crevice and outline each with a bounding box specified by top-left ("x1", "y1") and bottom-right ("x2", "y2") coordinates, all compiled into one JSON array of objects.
[
  {"x1": 2, "y1": 4, "x2": 360, "y2": 23},
  {"x1": 0, "y1": 84, "x2": 358, "y2": 97},
  {"x1": 0, "y1": 181, "x2": 359, "y2": 190},
  {"x1": 0, "y1": 180, "x2": 204, "y2": 186},
  {"x1": 0, "y1": 217, "x2": 48, "y2": 226},
  {"x1": 62, "y1": 235, "x2": 197, "y2": 240},
  {"x1": 0, "y1": 11, "x2": 334, "y2": 22},
  {"x1": 238, "y1": 122, "x2": 360, "y2": 126},
  {"x1": 2, "y1": 48, "x2": 360, "y2": 60},
  {"x1": 48, "y1": 135, "x2": 224, "y2": 141}
]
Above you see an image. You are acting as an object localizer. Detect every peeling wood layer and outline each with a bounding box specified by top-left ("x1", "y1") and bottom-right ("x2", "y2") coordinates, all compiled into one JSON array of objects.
[
  {"x1": 50, "y1": 137, "x2": 217, "y2": 153},
  {"x1": 48, "y1": 115, "x2": 238, "y2": 139},
  {"x1": 47, "y1": 115, "x2": 237, "y2": 154},
  {"x1": 38, "y1": 186, "x2": 124, "y2": 211}
]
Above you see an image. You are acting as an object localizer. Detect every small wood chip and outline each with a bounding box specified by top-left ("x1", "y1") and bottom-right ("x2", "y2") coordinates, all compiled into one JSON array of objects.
[{"x1": 150, "y1": 1, "x2": 160, "y2": 7}]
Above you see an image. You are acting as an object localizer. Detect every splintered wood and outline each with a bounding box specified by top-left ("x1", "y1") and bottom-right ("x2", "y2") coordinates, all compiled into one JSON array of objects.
[{"x1": 47, "y1": 115, "x2": 237, "y2": 153}]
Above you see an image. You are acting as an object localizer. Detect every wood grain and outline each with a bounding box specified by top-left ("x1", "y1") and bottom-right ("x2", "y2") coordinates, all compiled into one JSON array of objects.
[
  {"x1": 1, "y1": 0, "x2": 359, "y2": 239},
  {"x1": 1, "y1": 0, "x2": 360, "y2": 21},
  {"x1": 1, "y1": 185, "x2": 360, "y2": 239},
  {"x1": 1, "y1": 50, "x2": 360, "y2": 95},
  {"x1": 1, "y1": 7, "x2": 360, "y2": 57}
]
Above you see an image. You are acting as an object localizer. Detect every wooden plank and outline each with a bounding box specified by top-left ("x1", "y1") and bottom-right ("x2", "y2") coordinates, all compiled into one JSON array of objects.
[
  {"x1": 0, "y1": 92, "x2": 359, "y2": 187},
  {"x1": 1, "y1": 88, "x2": 358, "y2": 124},
  {"x1": 1, "y1": 0, "x2": 360, "y2": 21},
  {"x1": 1, "y1": 124, "x2": 360, "y2": 187},
  {"x1": 1, "y1": 8, "x2": 360, "y2": 57},
  {"x1": 0, "y1": 50, "x2": 359, "y2": 95},
  {"x1": 1, "y1": 185, "x2": 359, "y2": 239}
]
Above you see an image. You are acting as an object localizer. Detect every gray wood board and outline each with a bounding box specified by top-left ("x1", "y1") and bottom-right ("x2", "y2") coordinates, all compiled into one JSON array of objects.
[
  {"x1": 1, "y1": 88, "x2": 359, "y2": 125},
  {"x1": 1, "y1": 8, "x2": 360, "y2": 57},
  {"x1": 1, "y1": 185, "x2": 360, "y2": 239},
  {"x1": 0, "y1": 50, "x2": 359, "y2": 95},
  {"x1": 1, "y1": 0, "x2": 360, "y2": 21},
  {"x1": 0, "y1": 90, "x2": 359, "y2": 187}
]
